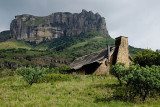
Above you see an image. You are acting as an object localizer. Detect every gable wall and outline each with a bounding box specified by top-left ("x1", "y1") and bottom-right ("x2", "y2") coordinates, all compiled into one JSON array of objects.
[
  {"x1": 94, "y1": 61, "x2": 109, "y2": 75},
  {"x1": 115, "y1": 36, "x2": 131, "y2": 67}
]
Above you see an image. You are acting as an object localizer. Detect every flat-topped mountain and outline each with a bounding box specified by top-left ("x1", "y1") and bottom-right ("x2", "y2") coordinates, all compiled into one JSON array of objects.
[{"x1": 10, "y1": 9, "x2": 109, "y2": 44}]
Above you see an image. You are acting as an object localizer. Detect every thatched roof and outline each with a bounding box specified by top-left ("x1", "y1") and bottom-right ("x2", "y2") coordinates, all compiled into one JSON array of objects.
[{"x1": 70, "y1": 47, "x2": 115, "y2": 70}]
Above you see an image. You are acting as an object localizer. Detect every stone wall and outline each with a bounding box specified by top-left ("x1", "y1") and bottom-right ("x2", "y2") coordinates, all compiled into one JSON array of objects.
[
  {"x1": 114, "y1": 36, "x2": 130, "y2": 67},
  {"x1": 94, "y1": 61, "x2": 109, "y2": 75}
]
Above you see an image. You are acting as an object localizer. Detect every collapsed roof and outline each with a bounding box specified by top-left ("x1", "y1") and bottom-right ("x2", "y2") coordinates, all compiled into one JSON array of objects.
[{"x1": 70, "y1": 47, "x2": 115, "y2": 70}]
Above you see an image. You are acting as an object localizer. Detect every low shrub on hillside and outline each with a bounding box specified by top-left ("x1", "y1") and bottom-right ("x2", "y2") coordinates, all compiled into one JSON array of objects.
[
  {"x1": 16, "y1": 65, "x2": 71, "y2": 85},
  {"x1": 111, "y1": 63, "x2": 160, "y2": 101},
  {"x1": 48, "y1": 65, "x2": 71, "y2": 74},
  {"x1": 110, "y1": 63, "x2": 127, "y2": 86},
  {"x1": 59, "y1": 65, "x2": 71, "y2": 74},
  {"x1": 16, "y1": 67, "x2": 48, "y2": 85}
]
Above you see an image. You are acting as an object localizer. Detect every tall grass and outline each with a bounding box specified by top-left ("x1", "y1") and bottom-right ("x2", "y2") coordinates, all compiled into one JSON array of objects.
[{"x1": 0, "y1": 74, "x2": 160, "y2": 107}]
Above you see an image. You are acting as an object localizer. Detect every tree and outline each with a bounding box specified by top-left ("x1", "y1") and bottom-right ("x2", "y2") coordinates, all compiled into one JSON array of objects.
[
  {"x1": 111, "y1": 63, "x2": 127, "y2": 86},
  {"x1": 133, "y1": 49, "x2": 160, "y2": 67},
  {"x1": 111, "y1": 63, "x2": 160, "y2": 101}
]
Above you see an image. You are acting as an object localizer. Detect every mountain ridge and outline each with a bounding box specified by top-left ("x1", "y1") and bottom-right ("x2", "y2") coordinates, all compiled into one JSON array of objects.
[{"x1": 10, "y1": 9, "x2": 109, "y2": 44}]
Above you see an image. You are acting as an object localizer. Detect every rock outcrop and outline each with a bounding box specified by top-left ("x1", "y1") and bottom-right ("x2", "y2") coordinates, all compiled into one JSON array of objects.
[{"x1": 10, "y1": 9, "x2": 109, "y2": 44}]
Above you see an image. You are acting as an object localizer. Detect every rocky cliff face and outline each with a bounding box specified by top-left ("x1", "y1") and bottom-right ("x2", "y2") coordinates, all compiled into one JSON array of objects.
[{"x1": 10, "y1": 9, "x2": 109, "y2": 44}]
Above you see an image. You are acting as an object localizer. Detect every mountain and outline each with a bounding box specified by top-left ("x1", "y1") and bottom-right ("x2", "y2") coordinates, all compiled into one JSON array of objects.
[
  {"x1": 0, "y1": 10, "x2": 144, "y2": 69},
  {"x1": 0, "y1": 30, "x2": 11, "y2": 42},
  {"x1": 10, "y1": 9, "x2": 109, "y2": 44}
]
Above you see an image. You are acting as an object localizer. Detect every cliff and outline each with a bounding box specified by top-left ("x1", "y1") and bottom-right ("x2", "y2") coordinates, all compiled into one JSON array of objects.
[{"x1": 10, "y1": 9, "x2": 109, "y2": 44}]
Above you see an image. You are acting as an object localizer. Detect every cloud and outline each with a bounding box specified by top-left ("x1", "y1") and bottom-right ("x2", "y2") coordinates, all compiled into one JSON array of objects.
[{"x1": 0, "y1": 0, "x2": 160, "y2": 50}]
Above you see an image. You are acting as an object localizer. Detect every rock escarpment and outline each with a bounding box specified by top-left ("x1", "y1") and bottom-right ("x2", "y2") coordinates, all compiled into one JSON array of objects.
[{"x1": 10, "y1": 9, "x2": 109, "y2": 44}]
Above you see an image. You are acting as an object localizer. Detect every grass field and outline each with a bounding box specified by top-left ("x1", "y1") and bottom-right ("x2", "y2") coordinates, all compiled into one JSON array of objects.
[{"x1": 0, "y1": 73, "x2": 160, "y2": 107}]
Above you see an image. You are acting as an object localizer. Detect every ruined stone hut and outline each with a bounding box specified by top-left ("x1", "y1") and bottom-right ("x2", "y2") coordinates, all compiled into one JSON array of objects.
[{"x1": 70, "y1": 36, "x2": 132, "y2": 75}]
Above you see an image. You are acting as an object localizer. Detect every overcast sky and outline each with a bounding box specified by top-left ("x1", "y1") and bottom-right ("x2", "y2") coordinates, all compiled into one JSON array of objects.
[{"x1": 0, "y1": 0, "x2": 160, "y2": 50}]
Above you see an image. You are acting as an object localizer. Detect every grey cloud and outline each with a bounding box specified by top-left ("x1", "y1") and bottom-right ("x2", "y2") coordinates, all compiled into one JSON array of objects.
[{"x1": 0, "y1": 0, "x2": 160, "y2": 50}]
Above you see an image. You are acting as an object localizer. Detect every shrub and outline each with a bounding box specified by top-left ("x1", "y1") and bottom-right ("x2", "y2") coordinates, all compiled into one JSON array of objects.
[
  {"x1": 133, "y1": 49, "x2": 160, "y2": 67},
  {"x1": 16, "y1": 67, "x2": 48, "y2": 85},
  {"x1": 59, "y1": 65, "x2": 71, "y2": 74},
  {"x1": 48, "y1": 67, "x2": 60, "y2": 74},
  {"x1": 125, "y1": 65, "x2": 160, "y2": 101},
  {"x1": 47, "y1": 66, "x2": 71, "y2": 74},
  {"x1": 110, "y1": 63, "x2": 127, "y2": 86},
  {"x1": 111, "y1": 63, "x2": 160, "y2": 101}
]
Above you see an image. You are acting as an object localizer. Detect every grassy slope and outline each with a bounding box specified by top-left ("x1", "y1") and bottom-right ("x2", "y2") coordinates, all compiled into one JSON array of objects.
[
  {"x1": 63, "y1": 35, "x2": 115, "y2": 57},
  {"x1": 63, "y1": 35, "x2": 143, "y2": 58},
  {"x1": 0, "y1": 39, "x2": 32, "y2": 49},
  {"x1": 35, "y1": 42, "x2": 51, "y2": 50},
  {"x1": 0, "y1": 74, "x2": 159, "y2": 107},
  {"x1": 0, "y1": 31, "x2": 143, "y2": 58},
  {"x1": 34, "y1": 31, "x2": 143, "y2": 58}
]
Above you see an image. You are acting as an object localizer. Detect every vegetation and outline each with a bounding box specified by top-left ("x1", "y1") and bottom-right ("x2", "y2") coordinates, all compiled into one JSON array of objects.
[
  {"x1": 0, "y1": 48, "x2": 70, "y2": 71},
  {"x1": 110, "y1": 63, "x2": 127, "y2": 86},
  {"x1": 15, "y1": 65, "x2": 71, "y2": 85},
  {"x1": 0, "y1": 31, "x2": 144, "y2": 70},
  {"x1": 35, "y1": 17, "x2": 45, "y2": 25},
  {"x1": 0, "y1": 39, "x2": 32, "y2": 49},
  {"x1": 22, "y1": 17, "x2": 45, "y2": 26},
  {"x1": 133, "y1": 49, "x2": 160, "y2": 67},
  {"x1": 1, "y1": 73, "x2": 160, "y2": 106},
  {"x1": 36, "y1": 31, "x2": 143, "y2": 58},
  {"x1": 0, "y1": 46, "x2": 159, "y2": 106},
  {"x1": 111, "y1": 63, "x2": 160, "y2": 101},
  {"x1": 16, "y1": 67, "x2": 48, "y2": 85},
  {"x1": 0, "y1": 68, "x2": 14, "y2": 77},
  {"x1": 0, "y1": 31, "x2": 143, "y2": 58}
]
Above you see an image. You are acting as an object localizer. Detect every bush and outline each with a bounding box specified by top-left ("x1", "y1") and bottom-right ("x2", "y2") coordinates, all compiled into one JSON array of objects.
[
  {"x1": 16, "y1": 67, "x2": 48, "y2": 85},
  {"x1": 48, "y1": 67, "x2": 60, "y2": 74},
  {"x1": 133, "y1": 49, "x2": 160, "y2": 67},
  {"x1": 110, "y1": 63, "x2": 127, "y2": 86},
  {"x1": 47, "y1": 66, "x2": 71, "y2": 74},
  {"x1": 59, "y1": 65, "x2": 71, "y2": 74},
  {"x1": 111, "y1": 63, "x2": 160, "y2": 101}
]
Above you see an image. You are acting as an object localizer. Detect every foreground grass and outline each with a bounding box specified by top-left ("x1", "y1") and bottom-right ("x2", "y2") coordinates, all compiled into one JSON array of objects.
[{"x1": 0, "y1": 74, "x2": 160, "y2": 107}]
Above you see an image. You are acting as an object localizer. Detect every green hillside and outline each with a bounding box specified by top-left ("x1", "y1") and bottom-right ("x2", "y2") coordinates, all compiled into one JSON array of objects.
[
  {"x1": 34, "y1": 31, "x2": 143, "y2": 58},
  {"x1": 0, "y1": 31, "x2": 143, "y2": 60},
  {"x1": 0, "y1": 39, "x2": 32, "y2": 49}
]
